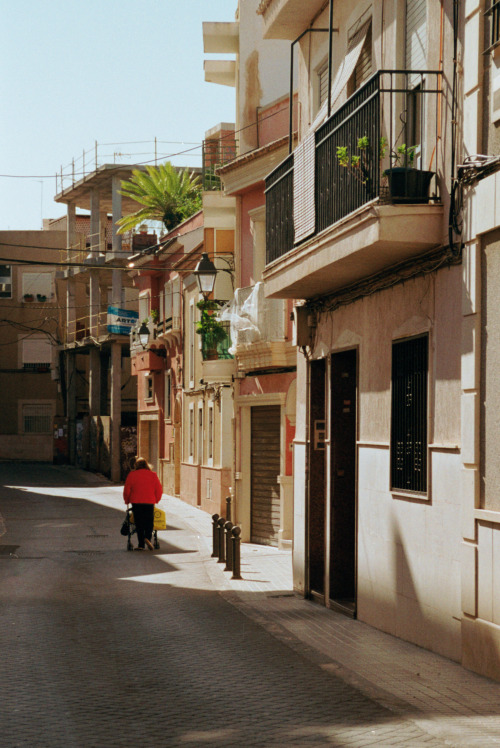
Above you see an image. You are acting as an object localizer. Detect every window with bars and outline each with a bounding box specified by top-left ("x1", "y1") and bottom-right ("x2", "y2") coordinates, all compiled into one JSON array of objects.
[
  {"x1": 485, "y1": 1, "x2": 500, "y2": 53},
  {"x1": 22, "y1": 403, "x2": 53, "y2": 434},
  {"x1": 391, "y1": 335, "x2": 428, "y2": 493}
]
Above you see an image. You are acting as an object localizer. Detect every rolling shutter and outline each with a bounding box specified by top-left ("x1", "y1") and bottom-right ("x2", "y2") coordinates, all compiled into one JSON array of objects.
[
  {"x1": 251, "y1": 405, "x2": 281, "y2": 546},
  {"x1": 406, "y1": 0, "x2": 427, "y2": 77}
]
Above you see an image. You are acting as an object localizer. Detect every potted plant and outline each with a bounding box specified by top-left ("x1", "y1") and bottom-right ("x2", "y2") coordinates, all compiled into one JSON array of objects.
[
  {"x1": 23, "y1": 293, "x2": 34, "y2": 302},
  {"x1": 384, "y1": 143, "x2": 434, "y2": 204},
  {"x1": 36, "y1": 294, "x2": 47, "y2": 302},
  {"x1": 195, "y1": 299, "x2": 227, "y2": 360},
  {"x1": 336, "y1": 136, "x2": 387, "y2": 196},
  {"x1": 150, "y1": 309, "x2": 159, "y2": 324}
]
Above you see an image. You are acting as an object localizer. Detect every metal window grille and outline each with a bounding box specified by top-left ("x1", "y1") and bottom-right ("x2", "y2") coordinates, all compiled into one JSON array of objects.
[
  {"x1": 23, "y1": 404, "x2": 52, "y2": 434},
  {"x1": 391, "y1": 335, "x2": 428, "y2": 492},
  {"x1": 485, "y1": 1, "x2": 500, "y2": 53}
]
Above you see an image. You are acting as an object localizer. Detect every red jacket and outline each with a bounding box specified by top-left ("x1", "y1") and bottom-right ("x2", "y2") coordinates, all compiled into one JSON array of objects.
[{"x1": 123, "y1": 468, "x2": 163, "y2": 505}]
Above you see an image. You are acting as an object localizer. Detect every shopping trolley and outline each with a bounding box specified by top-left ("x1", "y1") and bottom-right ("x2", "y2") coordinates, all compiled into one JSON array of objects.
[{"x1": 124, "y1": 506, "x2": 166, "y2": 551}]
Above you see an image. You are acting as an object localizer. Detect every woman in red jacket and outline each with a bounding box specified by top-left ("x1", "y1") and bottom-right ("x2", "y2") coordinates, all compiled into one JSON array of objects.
[{"x1": 123, "y1": 457, "x2": 163, "y2": 551}]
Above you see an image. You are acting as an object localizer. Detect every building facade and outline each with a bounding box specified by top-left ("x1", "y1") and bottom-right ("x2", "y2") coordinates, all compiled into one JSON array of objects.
[
  {"x1": 0, "y1": 230, "x2": 66, "y2": 461},
  {"x1": 260, "y1": 0, "x2": 468, "y2": 666}
]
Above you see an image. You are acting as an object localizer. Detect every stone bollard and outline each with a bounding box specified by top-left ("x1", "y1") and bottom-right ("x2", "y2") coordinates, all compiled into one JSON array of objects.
[
  {"x1": 217, "y1": 516, "x2": 226, "y2": 563},
  {"x1": 225, "y1": 496, "x2": 232, "y2": 522},
  {"x1": 211, "y1": 514, "x2": 219, "y2": 558},
  {"x1": 224, "y1": 521, "x2": 233, "y2": 572},
  {"x1": 231, "y1": 525, "x2": 242, "y2": 580}
]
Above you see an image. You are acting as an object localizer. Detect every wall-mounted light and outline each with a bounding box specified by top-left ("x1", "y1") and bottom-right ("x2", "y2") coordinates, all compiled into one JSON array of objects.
[
  {"x1": 137, "y1": 322, "x2": 166, "y2": 357},
  {"x1": 193, "y1": 252, "x2": 217, "y2": 300}
]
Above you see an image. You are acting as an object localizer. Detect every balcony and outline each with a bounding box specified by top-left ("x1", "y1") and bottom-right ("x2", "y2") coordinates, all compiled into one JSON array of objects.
[
  {"x1": 200, "y1": 321, "x2": 233, "y2": 362},
  {"x1": 221, "y1": 284, "x2": 293, "y2": 371},
  {"x1": 263, "y1": 70, "x2": 444, "y2": 299},
  {"x1": 258, "y1": 0, "x2": 326, "y2": 40}
]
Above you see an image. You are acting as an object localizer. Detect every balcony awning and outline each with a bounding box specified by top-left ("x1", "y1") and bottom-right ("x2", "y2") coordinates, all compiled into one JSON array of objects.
[{"x1": 293, "y1": 20, "x2": 371, "y2": 245}]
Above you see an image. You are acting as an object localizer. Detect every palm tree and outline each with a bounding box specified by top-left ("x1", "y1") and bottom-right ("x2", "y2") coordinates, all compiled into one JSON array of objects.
[{"x1": 117, "y1": 162, "x2": 202, "y2": 234}]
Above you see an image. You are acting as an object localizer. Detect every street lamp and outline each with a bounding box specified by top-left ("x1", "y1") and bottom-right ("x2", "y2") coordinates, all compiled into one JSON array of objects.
[
  {"x1": 194, "y1": 252, "x2": 217, "y2": 299},
  {"x1": 138, "y1": 321, "x2": 151, "y2": 348},
  {"x1": 137, "y1": 321, "x2": 166, "y2": 358}
]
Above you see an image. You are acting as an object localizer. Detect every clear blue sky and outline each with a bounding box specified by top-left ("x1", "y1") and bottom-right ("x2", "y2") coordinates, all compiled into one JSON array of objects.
[{"x1": 0, "y1": 0, "x2": 238, "y2": 231}]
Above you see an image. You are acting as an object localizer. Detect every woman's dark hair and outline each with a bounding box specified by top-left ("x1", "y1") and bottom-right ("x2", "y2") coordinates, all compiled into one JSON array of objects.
[{"x1": 135, "y1": 457, "x2": 150, "y2": 470}]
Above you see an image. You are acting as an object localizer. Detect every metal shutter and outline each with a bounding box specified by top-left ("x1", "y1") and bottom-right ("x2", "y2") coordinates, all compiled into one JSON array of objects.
[
  {"x1": 352, "y1": 24, "x2": 372, "y2": 90},
  {"x1": 251, "y1": 405, "x2": 281, "y2": 546}
]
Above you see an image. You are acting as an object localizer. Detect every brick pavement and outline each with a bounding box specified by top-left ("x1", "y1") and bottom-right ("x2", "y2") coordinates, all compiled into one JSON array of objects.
[{"x1": 0, "y1": 465, "x2": 498, "y2": 747}]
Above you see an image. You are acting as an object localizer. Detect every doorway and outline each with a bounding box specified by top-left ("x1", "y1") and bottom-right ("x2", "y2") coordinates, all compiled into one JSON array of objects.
[
  {"x1": 251, "y1": 405, "x2": 281, "y2": 546},
  {"x1": 329, "y1": 349, "x2": 357, "y2": 616}
]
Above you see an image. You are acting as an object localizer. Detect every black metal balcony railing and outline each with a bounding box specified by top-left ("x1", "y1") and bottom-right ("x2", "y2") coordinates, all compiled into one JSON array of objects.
[{"x1": 265, "y1": 69, "x2": 442, "y2": 266}]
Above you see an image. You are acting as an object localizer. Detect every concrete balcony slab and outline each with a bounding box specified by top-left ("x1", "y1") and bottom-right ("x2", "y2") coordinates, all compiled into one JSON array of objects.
[{"x1": 262, "y1": 202, "x2": 444, "y2": 300}]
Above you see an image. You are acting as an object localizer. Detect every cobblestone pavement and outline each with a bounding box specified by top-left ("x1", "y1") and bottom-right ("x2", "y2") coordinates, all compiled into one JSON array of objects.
[{"x1": 0, "y1": 464, "x2": 496, "y2": 747}]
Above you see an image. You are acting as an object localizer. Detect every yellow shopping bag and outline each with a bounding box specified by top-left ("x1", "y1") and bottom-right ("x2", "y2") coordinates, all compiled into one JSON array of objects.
[{"x1": 153, "y1": 507, "x2": 167, "y2": 531}]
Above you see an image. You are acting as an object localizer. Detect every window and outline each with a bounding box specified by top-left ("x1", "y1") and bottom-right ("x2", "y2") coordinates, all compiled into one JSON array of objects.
[
  {"x1": 144, "y1": 375, "x2": 154, "y2": 402},
  {"x1": 139, "y1": 293, "x2": 149, "y2": 322},
  {"x1": 165, "y1": 369, "x2": 172, "y2": 421},
  {"x1": 189, "y1": 406, "x2": 194, "y2": 459},
  {"x1": 189, "y1": 300, "x2": 195, "y2": 386},
  {"x1": 391, "y1": 335, "x2": 428, "y2": 493},
  {"x1": 486, "y1": 1, "x2": 500, "y2": 53},
  {"x1": 318, "y1": 60, "x2": 329, "y2": 108},
  {"x1": 198, "y1": 406, "x2": 203, "y2": 465},
  {"x1": 21, "y1": 336, "x2": 52, "y2": 370},
  {"x1": 208, "y1": 404, "x2": 214, "y2": 462},
  {"x1": 347, "y1": 20, "x2": 372, "y2": 97},
  {"x1": 0, "y1": 265, "x2": 12, "y2": 298},
  {"x1": 22, "y1": 272, "x2": 53, "y2": 299},
  {"x1": 22, "y1": 403, "x2": 53, "y2": 433},
  {"x1": 164, "y1": 281, "x2": 173, "y2": 327}
]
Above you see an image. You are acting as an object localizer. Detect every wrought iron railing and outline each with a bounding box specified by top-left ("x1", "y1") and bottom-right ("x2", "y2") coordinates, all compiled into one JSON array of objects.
[{"x1": 265, "y1": 69, "x2": 442, "y2": 266}]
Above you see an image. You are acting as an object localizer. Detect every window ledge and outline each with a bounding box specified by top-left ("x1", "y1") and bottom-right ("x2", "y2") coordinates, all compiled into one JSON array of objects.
[{"x1": 391, "y1": 489, "x2": 429, "y2": 502}]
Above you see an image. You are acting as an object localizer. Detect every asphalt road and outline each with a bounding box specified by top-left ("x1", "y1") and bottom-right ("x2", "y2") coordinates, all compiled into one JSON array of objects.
[{"x1": 0, "y1": 463, "x2": 448, "y2": 747}]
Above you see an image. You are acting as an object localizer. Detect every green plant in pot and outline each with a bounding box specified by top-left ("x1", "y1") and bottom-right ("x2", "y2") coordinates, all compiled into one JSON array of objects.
[
  {"x1": 384, "y1": 143, "x2": 434, "y2": 204},
  {"x1": 336, "y1": 136, "x2": 387, "y2": 195},
  {"x1": 150, "y1": 309, "x2": 159, "y2": 324},
  {"x1": 195, "y1": 299, "x2": 227, "y2": 360}
]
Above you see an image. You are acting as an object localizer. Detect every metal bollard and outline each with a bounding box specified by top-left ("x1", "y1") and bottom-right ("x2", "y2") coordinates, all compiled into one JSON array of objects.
[
  {"x1": 211, "y1": 514, "x2": 219, "y2": 558},
  {"x1": 225, "y1": 496, "x2": 232, "y2": 522},
  {"x1": 217, "y1": 517, "x2": 226, "y2": 563},
  {"x1": 231, "y1": 525, "x2": 242, "y2": 580},
  {"x1": 224, "y1": 521, "x2": 233, "y2": 571}
]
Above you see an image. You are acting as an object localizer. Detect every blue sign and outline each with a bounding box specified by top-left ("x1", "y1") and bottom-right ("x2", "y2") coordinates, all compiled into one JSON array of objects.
[{"x1": 107, "y1": 306, "x2": 139, "y2": 335}]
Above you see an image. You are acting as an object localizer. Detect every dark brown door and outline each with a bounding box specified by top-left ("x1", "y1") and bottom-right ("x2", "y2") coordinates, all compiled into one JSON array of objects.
[
  {"x1": 251, "y1": 405, "x2": 281, "y2": 546},
  {"x1": 330, "y1": 350, "x2": 357, "y2": 615},
  {"x1": 308, "y1": 359, "x2": 326, "y2": 597}
]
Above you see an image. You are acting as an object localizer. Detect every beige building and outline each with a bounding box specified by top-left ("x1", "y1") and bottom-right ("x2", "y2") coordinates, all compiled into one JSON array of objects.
[
  {"x1": 0, "y1": 230, "x2": 66, "y2": 461},
  {"x1": 259, "y1": 0, "x2": 474, "y2": 671},
  {"x1": 456, "y1": 0, "x2": 500, "y2": 681}
]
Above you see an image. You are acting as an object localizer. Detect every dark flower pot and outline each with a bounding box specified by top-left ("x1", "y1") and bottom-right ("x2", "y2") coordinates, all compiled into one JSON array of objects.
[{"x1": 386, "y1": 168, "x2": 434, "y2": 204}]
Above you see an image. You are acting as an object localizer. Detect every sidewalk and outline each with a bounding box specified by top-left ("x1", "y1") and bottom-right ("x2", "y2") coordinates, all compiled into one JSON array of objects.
[{"x1": 165, "y1": 493, "x2": 500, "y2": 748}]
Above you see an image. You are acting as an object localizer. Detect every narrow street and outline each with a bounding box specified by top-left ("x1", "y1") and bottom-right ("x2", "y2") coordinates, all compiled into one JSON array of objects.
[{"x1": 0, "y1": 464, "x2": 494, "y2": 747}]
